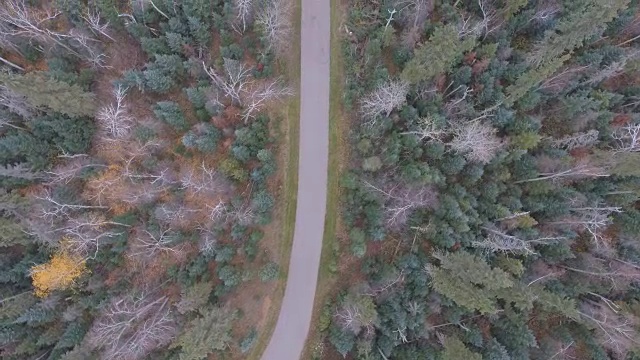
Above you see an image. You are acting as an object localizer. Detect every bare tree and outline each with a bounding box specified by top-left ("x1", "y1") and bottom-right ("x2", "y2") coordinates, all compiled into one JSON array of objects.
[
  {"x1": 360, "y1": 79, "x2": 409, "y2": 127},
  {"x1": 364, "y1": 178, "x2": 438, "y2": 230},
  {"x1": 0, "y1": 84, "x2": 33, "y2": 119},
  {"x1": 242, "y1": 79, "x2": 293, "y2": 122},
  {"x1": 256, "y1": 0, "x2": 292, "y2": 54},
  {"x1": 529, "y1": 0, "x2": 561, "y2": 24},
  {"x1": 551, "y1": 129, "x2": 599, "y2": 150},
  {"x1": 180, "y1": 162, "x2": 229, "y2": 197},
  {"x1": 0, "y1": 163, "x2": 41, "y2": 180},
  {"x1": 514, "y1": 162, "x2": 610, "y2": 184},
  {"x1": 579, "y1": 299, "x2": 639, "y2": 356},
  {"x1": 449, "y1": 121, "x2": 502, "y2": 163},
  {"x1": 203, "y1": 58, "x2": 253, "y2": 105},
  {"x1": 35, "y1": 189, "x2": 107, "y2": 222},
  {"x1": 98, "y1": 85, "x2": 133, "y2": 139},
  {"x1": 613, "y1": 123, "x2": 640, "y2": 153},
  {"x1": 233, "y1": 0, "x2": 254, "y2": 34},
  {"x1": 129, "y1": 227, "x2": 180, "y2": 258},
  {"x1": 0, "y1": 1, "x2": 107, "y2": 66},
  {"x1": 46, "y1": 158, "x2": 107, "y2": 185},
  {"x1": 471, "y1": 227, "x2": 566, "y2": 255},
  {"x1": 550, "y1": 205, "x2": 622, "y2": 249},
  {"x1": 197, "y1": 225, "x2": 217, "y2": 256},
  {"x1": 89, "y1": 294, "x2": 176, "y2": 360},
  {"x1": 400, "y1": 116, "x2": 446, "y2": 142},
  {"x1": 61, "y1": 214, "x2": 129, "y2": 259},
  {"x1": 82, "y1": 9, "x2": 115, "y2": 41}
]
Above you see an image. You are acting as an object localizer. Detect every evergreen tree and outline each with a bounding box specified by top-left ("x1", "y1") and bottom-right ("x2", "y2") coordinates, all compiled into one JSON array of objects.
[
  {"x1": 401, "y1": 25, "x2": 476, "y2": 84},
  {"x1": 0, "y1": 72, "x2": 95, "y2": 117}
]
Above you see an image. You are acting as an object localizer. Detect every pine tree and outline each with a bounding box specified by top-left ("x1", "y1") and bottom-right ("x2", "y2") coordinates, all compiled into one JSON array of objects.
[
  {"x1": 0, "y1": 72, "x2": 95, "y2": 117},
  {"x1": 172, "y1": 307, "x2": 235, "y2": 360},
  {"x1": 154, "y1": 101, "x2": 189, "y2": 132},
  {"x1": 442, "y1": 337, "x2": 482, "y2": 360},
  {"x1": 177, "y1": 281, "x2": 213, "y2": 314},
  {"x1": 401, "y1": 25, "x2": 476, "y2": 84},
  {"x1": 428, "y1": 251, "x2": 513, "y2": 313},
  {"x1": 529, "y1": 0, "x2": 630, "y2": 66}
]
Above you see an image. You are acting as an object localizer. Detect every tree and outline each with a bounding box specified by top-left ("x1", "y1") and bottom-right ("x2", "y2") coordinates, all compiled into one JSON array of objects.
[
  {"x1": 233, "y1": 0, "x2": 253, "y2": 34},
  {"x1": 613, "y1": 123, "x2": 640, "y2": 153},
  {"x1": 551, "y1": 129, "x2": 600, "y2": 150},
  {"x1": 426, "y1": 251, "x2": 513, "y2": 314},
  {"x1": 360, "y1": 79, "x2": 409, "y2": 127},
  {"x1": 182, "y1": 123, "x2": 221, "y2": 152},
  {"x1": 528, "y1": 0, "x2": 630, "y2": 67},
  {"x1": 449, "y1": 121, "x2": 502, "y2": 164},
  {"x1": 334, "y1": 291, "x2": 378, "y2": 337},
  {"x1": 89, "y1": 294, "x2": 176, "y2": 360},
  {"x1": 242, "y1": 79, "x2": 293, "y2": 122},
  {"x1": 578, "y1": 299, "x2": 639, "y2": 356},
  {"x1": 505, "y1": 54, "x2": 571, "y2": 106},
  {"x1": 153, "y1": 101, "x2": 188, "y2": 132},
  {"x1": 0, "y1": 72, "x2": 95, "y2": 117},
  {"x1": 97, "y1": 86, "x2": 133, "y2": 140},
  {"x1": 363, "y1": 178, "x2": 438, "y2": 230},
  {"x1": 256, "y1": 0, "x2": 292, "y2": 54},
  {"x1": 30, "y1": 252, "x2": 87, "y2": 298},
  {"x1": 203, "y1": 58, "x2": 252, "y2": 105},
  {"x1": 172, "y1": 307, "x2": 235, "y2": 360},
  {"x1": 0, "y1": 84, "x2": 33, "y2": 119},
  {"x1": 177, "y1": 282, "x2": 213, "y2": 314},
  {"x1": 401, "y1": 24, "x2": 476, "y2": 84},
  {"x1": 441, "y1": 336, "x2": 482, "y2": 360},
  {"x1": 259, "y1": 262, "x2": 279, "y2": 282}
]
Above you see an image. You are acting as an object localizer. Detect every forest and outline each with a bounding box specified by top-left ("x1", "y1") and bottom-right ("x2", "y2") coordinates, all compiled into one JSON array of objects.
[
  {"x1": 316, "y1": 0, "x2": 640, "y2": 359},
  {"x1": 0, "y1": 0, "x2": 294, "y2": 359}
]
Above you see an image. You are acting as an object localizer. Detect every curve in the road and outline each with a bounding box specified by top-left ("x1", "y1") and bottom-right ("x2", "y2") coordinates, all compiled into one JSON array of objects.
[{"x1": 260, "y1": 0, "x2": 330, "y2": 359}]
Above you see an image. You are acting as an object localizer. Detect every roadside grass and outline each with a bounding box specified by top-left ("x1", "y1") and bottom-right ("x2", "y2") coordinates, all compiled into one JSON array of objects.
[
  {"x1": 302, "y1": 0, "x2": 349, "y2": 357},
  {"x1": 245, "y1": 0, "x2": 301, "y2": 359}
]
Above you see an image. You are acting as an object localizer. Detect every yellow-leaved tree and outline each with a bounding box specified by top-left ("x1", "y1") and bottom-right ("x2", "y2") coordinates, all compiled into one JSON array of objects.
[{"x1": 30, "y1": 252, "x2": 87, "y2": 297}]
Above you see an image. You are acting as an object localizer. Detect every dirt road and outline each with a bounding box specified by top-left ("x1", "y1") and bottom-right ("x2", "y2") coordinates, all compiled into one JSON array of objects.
[{"x1": 260, "y1": 0, "x2": 330, "y2": 359}]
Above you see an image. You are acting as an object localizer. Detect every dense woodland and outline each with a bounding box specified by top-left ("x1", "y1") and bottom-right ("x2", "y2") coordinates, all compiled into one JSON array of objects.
[
  {"x1": 320, "y1": 0, "x2": 640, "y2": 359},
  {"x1": 0, "y1": 0, "x2": 293, "y2": 359}
]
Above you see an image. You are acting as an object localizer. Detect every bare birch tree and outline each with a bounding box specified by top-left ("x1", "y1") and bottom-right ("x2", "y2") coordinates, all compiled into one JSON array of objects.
[
  {"x1": 449, "y1": 121, "x2": 502, "y2": 163},
  {"x1": 242, "y1": 79, "x2": 293, "y2": 122},
  {"x1": 180, "y1": 162, "x2": 230, "y2": 197},
  {"x1": 360, "y1": 79, "x2": 409, "y2": 127},
  {"x1": 612, "y1": 123, "x2": 640, "y2": 153},
  {"x1": 364, "y1": 178, "x2": 438, "y2": 230},
  {"x1": 0, "y1": 84, "x2": 33, "y2": 119},
  {"x1": 514, "y1": 162, "x2": 610, "y2": 184},
  {"x1": 97, "y1": 86, "x2": 133, "y2": 140},
  {"x1": 35, "y1": 189, "x2": 107, "y2": 222},
  {"x1": 89, "y1": 294, "x2": 176, "y2": 360},
  {"x1": 203, "y1": 58, "x2": 253, "y2": 105},
  {"x1": 256, "y1": 0, "x2": 292, "y2": 54},
  {"x1": 82, "y1": 9, "x2": 115, "y2": 41},
  {"x1": 129, "y1": 227, "x2": 180, "y2": 259},
  {"x1": 579, "y1": 299, "x2": 639, "y2": 356},
  {"x1": 471, "y1": 227, "x2": 566, "y2": 255},
  {"x1": 550, "y1": 129, "x2": 599, "y2": 150},
  {"x1": 400, "y1": 116, "x2": 446, "y2": 142},
  {"x1": 550, "y1": 205, "x2": 622, "y2": 249},
  {"x1": 233, "y1": 0, "x2": 254, "y2": 34}
]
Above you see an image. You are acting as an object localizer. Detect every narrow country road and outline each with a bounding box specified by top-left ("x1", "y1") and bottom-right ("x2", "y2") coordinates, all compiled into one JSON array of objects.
[{"x1": 260, "y1": 0, "x2": 330, "y2": 359}]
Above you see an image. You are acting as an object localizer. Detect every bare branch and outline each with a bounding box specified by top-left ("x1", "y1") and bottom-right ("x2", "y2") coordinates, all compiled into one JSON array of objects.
[{"x1": 360, "y1": 79, "x2": 409, "y2": 127}]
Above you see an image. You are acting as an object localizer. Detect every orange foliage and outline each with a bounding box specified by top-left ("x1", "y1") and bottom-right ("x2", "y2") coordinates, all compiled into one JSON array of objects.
[{"x1": 30, "y1": 251, "x2": 87, "y2": 297}]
